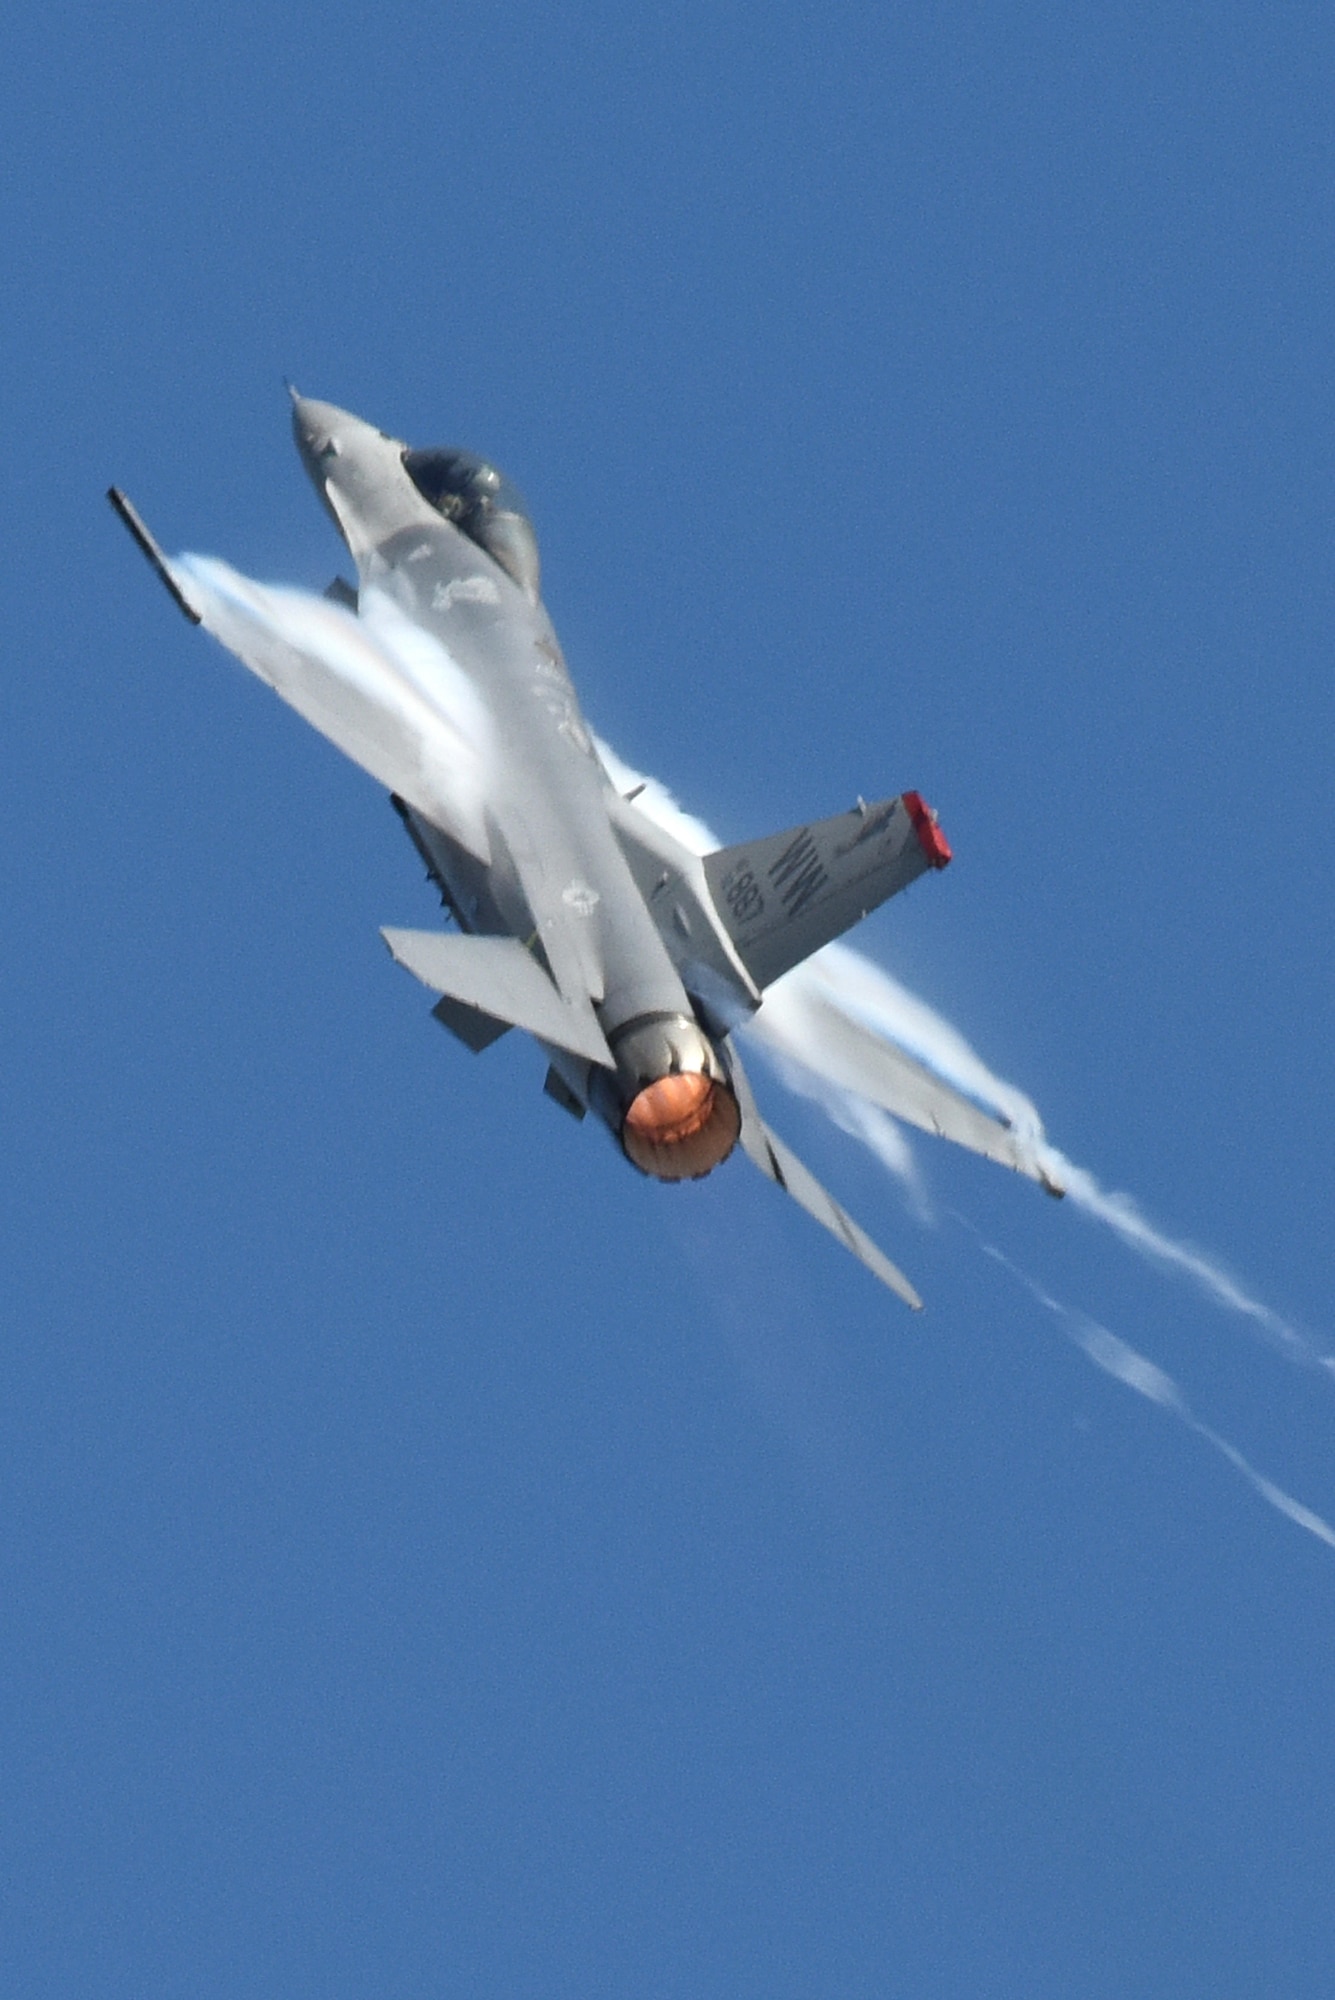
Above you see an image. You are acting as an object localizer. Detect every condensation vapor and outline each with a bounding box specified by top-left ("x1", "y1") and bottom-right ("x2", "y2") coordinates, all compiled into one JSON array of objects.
[
  {"x1": 595, "y1": 742, "x2": 1316, "y2": 1364},
  {"x1": 174, "y1": 558, "x2": 494, "y2": 859},
  {"x1": 976, "y1": 1239, "x2": 1335, "y2": 1554}
]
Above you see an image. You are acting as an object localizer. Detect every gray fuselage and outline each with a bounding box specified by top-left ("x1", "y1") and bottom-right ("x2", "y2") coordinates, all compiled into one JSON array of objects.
[{"x1": 291, "y1": 396, "x2": 695, "y2": 1044}]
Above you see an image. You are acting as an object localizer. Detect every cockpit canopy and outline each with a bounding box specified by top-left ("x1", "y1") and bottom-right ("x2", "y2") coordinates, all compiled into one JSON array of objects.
[{"x1": 402, "y1": 447, "x2": 541, "y2": 602}]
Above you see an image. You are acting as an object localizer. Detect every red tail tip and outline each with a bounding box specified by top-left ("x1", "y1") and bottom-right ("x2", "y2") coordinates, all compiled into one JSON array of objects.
[{"x1": 903, "y1": 791, "x2": 953, "y2": 868}]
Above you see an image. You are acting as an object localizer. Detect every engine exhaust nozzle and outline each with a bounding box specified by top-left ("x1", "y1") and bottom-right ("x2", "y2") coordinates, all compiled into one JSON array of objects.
[{"x1": 603, "y1": 1013, "x2": 740, "y2": 1182}]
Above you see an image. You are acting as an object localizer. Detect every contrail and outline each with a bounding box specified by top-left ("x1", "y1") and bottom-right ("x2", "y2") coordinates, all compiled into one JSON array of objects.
[
  {"x1": 975, "y1": 1237, "x2": 1335, "y2": 1554},
  {"x1": 595, "y1": 741, "x2": 1317, "y2": 1363}
]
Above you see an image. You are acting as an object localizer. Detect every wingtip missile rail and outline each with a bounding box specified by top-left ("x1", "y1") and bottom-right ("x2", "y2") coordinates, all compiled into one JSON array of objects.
[{"x1": 107, "y1": 487, "x2": 201, "y2": 626}]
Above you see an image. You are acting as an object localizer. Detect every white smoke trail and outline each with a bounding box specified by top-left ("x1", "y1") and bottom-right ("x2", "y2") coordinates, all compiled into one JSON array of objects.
[
  {"x1": 596, "y1": 740, "x2": 1317, "y2": 1361},
  {"x1": 976, "y1": 1239, "x2": 1335, "y2": 1554}
]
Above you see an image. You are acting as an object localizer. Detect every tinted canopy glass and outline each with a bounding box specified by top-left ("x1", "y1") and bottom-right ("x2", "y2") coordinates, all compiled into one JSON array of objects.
[{"x1": 402, "y1": 447, "x2": 540, "y2": 601}]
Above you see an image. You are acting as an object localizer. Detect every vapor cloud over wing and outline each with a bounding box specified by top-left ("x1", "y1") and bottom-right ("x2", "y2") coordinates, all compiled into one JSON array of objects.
[{"x1": 174, "y1": 560, "x2": 495, "y2": 861}]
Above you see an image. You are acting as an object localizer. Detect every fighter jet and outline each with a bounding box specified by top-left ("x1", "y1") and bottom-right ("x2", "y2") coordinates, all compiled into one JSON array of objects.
[{"x1": 109, "y1": 393, "x2": 1059, "y2": 1309}]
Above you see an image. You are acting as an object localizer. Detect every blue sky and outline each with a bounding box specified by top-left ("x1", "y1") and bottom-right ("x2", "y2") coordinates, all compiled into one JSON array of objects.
[{"x1": 3, "y1": 3, "x2": 1334, "y2": 1993}]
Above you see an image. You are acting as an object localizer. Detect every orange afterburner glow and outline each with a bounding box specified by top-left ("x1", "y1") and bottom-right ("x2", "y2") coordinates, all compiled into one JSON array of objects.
[
  {"x1": 622, "y1": 1072, "x2": 741, "y2": 1181},
  {"x1": 625, "y1": 1071, "x2": 715, "y2": 1143}
]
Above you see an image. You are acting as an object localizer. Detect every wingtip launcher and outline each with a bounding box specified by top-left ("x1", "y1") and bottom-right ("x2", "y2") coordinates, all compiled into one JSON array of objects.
[{"x1": 107, "y1": 487, "x2": 202, "y2": 626}]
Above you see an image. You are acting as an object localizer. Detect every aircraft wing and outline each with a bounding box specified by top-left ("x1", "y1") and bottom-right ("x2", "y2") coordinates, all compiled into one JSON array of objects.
[
  {"x1": 108, "y1": 492, "x2": 493, "y2": 865},
  {"x1": 724, "y1": 1038, "x2": 923, "y2": 1310},
  {"x1": 748, "y1": 977, "x2": 1063, "y2": 1193}
]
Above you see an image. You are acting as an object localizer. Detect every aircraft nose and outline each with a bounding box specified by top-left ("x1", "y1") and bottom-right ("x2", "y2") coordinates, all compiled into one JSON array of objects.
[
  {"x1": 289, "y1": 392, "x2": 345, "y2": 473},
  {"x1": 285, "y1": 392, "x2": 408, "y2": 538}
]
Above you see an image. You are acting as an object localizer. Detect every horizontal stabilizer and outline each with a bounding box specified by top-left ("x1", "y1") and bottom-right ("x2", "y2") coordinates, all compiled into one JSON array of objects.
[
  {"x1": 725, "y1": 1038, "x2": 923, "y2": 1310},
  {"x1": 381, "y1": 929, "x2": 613, "y2": 1068},
  {"x1": 703, "y1": 792, "x2": 951, "y2": 990},
  {"x1": 431, "y1": 992, "x2": 511, "y2": 1053}
]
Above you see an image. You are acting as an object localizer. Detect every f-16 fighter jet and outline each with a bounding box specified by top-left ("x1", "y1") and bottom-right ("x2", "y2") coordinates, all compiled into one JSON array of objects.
[{"x1": 110, "y1": 394, "x2": 1059, "y2": 1309}]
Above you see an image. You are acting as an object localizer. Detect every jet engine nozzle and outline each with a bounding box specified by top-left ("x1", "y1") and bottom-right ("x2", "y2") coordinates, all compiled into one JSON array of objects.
[{"x1": 603, "y1": 1013, "x2": 740, "y2": 1181}]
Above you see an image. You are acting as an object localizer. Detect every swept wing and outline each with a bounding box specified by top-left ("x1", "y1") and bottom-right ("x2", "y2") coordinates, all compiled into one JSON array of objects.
[
  {"x1": 108, "y1": 492, "x2": 493, "y2": 866},
  {"x1": 749, "y1": 971, "x2": 1063, "y2": 1193}
]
